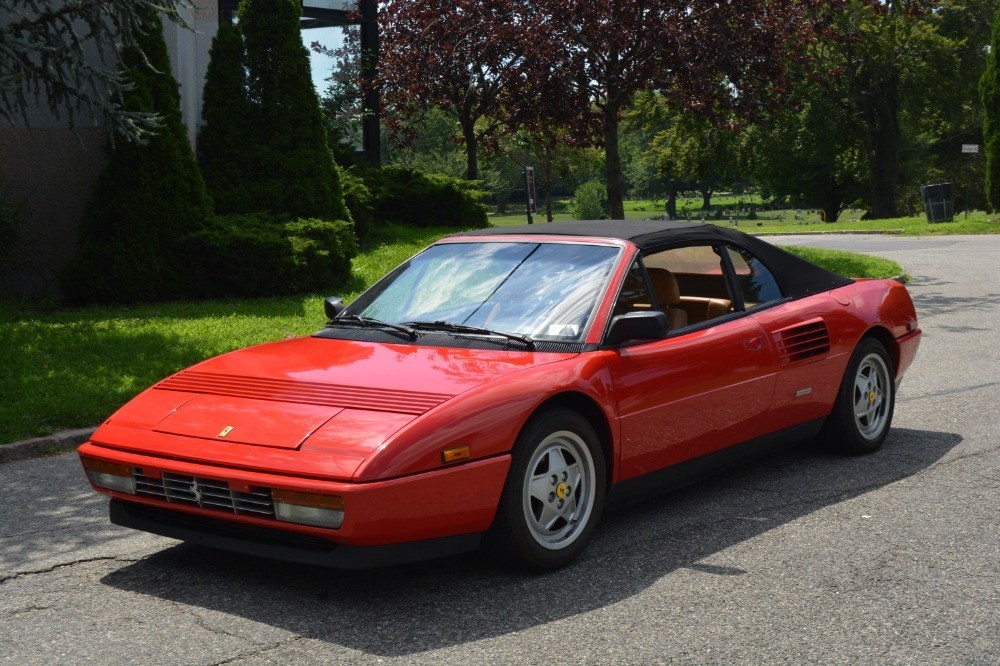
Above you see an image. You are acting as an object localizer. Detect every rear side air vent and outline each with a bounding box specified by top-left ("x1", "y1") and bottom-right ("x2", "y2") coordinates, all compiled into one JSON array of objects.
[{"x1": 773, "y1": 318, "x2": 831, "y2": 365}]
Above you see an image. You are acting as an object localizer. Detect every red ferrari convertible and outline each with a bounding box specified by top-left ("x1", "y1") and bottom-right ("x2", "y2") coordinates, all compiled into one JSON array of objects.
[{"x1": 79, "y1": 221, "x2": 921, "y2": 570}]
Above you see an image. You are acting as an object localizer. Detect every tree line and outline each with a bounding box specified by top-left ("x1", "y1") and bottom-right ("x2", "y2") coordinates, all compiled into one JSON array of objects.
[{"x1": 362, "y1": 0, "x2": 999, "y2": 222}]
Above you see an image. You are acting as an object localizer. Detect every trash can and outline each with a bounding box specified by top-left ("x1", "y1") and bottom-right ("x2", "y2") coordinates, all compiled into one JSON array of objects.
[{"x1": 921, "y1": 183, "x2": 954, "y2": 223}]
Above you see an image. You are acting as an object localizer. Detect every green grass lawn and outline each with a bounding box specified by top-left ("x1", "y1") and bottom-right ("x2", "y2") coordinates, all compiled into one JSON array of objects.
[
  {"x1": 779, "y1": 245, "x2": 905, "y2": 280},
  {"x1": 493, "y1": 198, "x2": 1000, "y2": 237},
  {"x1": 0, "y1": 225, "x2": 908, "y2": 444}
]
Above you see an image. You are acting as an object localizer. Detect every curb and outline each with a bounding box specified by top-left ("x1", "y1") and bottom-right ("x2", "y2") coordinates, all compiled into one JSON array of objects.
[
  {"x1": 754, "y1": 229, "x2": 906, "y2": 236},
  {"x1": 0, "y1": 427, "x2": 96, "y2": 465}
]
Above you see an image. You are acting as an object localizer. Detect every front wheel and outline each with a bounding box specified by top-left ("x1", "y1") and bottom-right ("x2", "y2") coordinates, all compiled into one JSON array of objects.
[
  {"x1": 486, "y1": 408, "x2": 606, "y2": 571},
  {"x1": 822, "y1": 337, "x2": 895, "y2": 454}
]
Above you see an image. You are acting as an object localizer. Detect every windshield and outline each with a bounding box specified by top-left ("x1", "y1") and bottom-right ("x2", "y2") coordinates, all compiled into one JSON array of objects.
[{"x1": 344, "y1": 241, "x2": 620, "y2": 343}]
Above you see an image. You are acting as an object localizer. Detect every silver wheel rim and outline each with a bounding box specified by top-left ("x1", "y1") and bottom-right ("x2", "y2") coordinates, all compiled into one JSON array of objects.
[
  {"x1": 853, "y1": 352, "x2": 891, "y2": 441},
  {"x1": 522, "y1": 430, "x2": 597, "y2": 550}
]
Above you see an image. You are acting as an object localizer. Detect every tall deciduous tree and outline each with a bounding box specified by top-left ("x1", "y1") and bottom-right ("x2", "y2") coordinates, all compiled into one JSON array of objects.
[
  {"x1": 750, "y1": 89, "x2": 868, "y2": 223},
  {"x1": 378, "y1": 0, "x2": 526, "y2": 180},
  {"x1": 981, "y1": 4, "x2": 1000, "y2": 210},
  {"x1": 813, "y1": 0, "x2": 963, "y2": 219},
  {"x1": 1, "y1": 0, "x2": 188, "y2": 142},
  {"x1": 527, "y1": 0, "x2": 830, "y2": 219}
]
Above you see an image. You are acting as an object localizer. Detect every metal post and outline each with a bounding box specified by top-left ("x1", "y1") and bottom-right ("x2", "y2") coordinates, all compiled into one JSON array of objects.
[
  {"x1": 966, "y1": 153, "x2": 971, "y2": 219},
  {"x1": 360, "y1": 0, "x2": 381, "y2": 165},
  {"x1": 524, "y1": 166, "x2": 534, "y2": 225}
]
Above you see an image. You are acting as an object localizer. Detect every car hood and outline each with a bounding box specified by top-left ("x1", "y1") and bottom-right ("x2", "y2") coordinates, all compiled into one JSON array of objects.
[{"x1": 92, "y1": 336, "x2": 572, "y2": 480}]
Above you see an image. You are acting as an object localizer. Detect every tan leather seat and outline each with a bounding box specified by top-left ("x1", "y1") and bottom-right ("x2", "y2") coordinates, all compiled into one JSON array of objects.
[
  {"x1": 676, "y1": 296, "x2": 733, "y2": 323},
  {"x1": 646, "y1": 268, "x2": 688, "y2": 330}
]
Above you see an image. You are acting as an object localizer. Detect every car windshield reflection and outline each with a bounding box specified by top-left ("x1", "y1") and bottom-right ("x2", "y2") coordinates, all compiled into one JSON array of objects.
[{"x1": 344, "y1": 242, "x2": 620, "y2": 343}]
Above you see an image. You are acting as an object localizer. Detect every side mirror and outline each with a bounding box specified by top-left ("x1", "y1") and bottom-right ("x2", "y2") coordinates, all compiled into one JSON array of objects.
[
  {"x1": 605, "y1": 311, "x2": 669, "y2": 346},
  {"x1": 324, "y1": 296, "x2": 346, "y2": 320}
]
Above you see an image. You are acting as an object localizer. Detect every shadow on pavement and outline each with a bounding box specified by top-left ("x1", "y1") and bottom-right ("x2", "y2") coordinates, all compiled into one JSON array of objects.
[{"x1": 101, "y1": 427, "x2": 960, "y2": 657}]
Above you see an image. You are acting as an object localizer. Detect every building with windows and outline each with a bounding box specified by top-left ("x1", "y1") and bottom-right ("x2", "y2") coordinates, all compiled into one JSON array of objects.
[{"x1": 0, "y1": 0, "x2": 377, "y2": 297}]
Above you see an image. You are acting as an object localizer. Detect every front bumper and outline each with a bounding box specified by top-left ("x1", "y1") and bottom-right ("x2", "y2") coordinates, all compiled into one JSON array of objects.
[
  {"x1": 109, "y1": 500, "x2": 481, "y2": 569},
  {"x1": 79, "y1": 441, "x2": 510, "y2": 548}
]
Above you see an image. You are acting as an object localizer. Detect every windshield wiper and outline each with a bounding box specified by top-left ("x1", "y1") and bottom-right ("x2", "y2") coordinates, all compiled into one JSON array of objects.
[
  {"x1": 327, "y1": 315, "x2": 417, "y2": 341},
  {"x1": 402, "y1": 321, "x2": 535, "y2": 349}
]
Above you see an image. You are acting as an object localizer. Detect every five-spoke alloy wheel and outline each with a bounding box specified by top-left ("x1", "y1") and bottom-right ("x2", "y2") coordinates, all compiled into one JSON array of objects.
[
  {"x1": 488, "y1": 408, "x2": 606, "y2": 570},
  {"x1": 824, "y1": 337, "x2": 896, "y2": 454}
]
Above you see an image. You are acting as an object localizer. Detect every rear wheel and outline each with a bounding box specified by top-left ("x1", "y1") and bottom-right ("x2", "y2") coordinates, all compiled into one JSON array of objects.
[
  {"x1": 487, "y1": 408, "x2": 606, "y2": 570},
  {"x1": 823, "y1": 337, "x2": 895, "y2": 454}
]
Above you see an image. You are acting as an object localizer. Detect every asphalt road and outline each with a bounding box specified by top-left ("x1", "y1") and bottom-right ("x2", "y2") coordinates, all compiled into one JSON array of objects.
[{"x1": 2, "y1": 235, "x2": 997, "y2": 665}]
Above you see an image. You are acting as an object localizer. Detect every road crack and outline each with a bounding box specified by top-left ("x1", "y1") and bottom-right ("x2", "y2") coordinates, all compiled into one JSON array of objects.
[
  {"x1": 0, "y1": 554, "x2": 140, "y2": 585},
  {"x1": 206, "y1": 635, "x2": 305, "y2": 666}
]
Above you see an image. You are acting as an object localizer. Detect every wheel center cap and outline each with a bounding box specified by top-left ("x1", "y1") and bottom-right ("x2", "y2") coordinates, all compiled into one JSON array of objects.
[
  {"x1": 869, "y1": 390, "x2": 877, "y2": 404},
  {"x1": 556, "y1": 482, "x2": 569, "y2": 499}
]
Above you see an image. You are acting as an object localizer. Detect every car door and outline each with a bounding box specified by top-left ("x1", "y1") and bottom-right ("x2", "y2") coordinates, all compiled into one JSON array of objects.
[
  {"x1": 723, "y1": 244, "x2": 849, "y2": 433},
  {"x1": 600, "y1": 245, "x2": 778, "y2": 482}
]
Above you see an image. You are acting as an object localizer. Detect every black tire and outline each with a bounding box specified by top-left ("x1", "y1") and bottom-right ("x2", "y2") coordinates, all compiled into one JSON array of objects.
[
  {"x1": 822, "y1": 337, "x2": 895, "y2": 454},
  {"x1": 486, "y1": 408, "x2": 607, "y2": 571}
]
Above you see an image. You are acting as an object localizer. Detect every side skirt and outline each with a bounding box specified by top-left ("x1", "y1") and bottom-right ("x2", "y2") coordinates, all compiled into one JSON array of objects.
[{"x1": 605, "y1": 417, "x2": 826, "y2": 511}]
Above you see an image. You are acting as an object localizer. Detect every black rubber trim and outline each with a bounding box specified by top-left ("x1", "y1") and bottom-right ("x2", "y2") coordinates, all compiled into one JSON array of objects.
[
  {"x1": 605, "y1": 417, "x2": 826, "y2": 510},
  {"x1": 109, "y1": 500, "x2": 481, "y2": 569}
]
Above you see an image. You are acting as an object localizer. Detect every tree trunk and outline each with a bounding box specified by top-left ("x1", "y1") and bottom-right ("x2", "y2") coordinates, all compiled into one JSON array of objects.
[
  {"x1": 666, "y1": 185, "x2": 677, "y2": 219},
  {"x1": 544, "y1": 184, "x2": 554, "y2": 222},
  {"x1": 603, "y1": 105, "x2": 626, "y2": 220},
  {"x1": 823, "y1": 186, "x2": 842, "y2": 223},
  {"x1": 461, "y1": 118, "x2": 479, "y2": 181},
  {"x1": 862, "y1": 73, "x2": 901, "y2": 219},
  {"x1": 701, "y1": 189, "x2": 713, "y2": 210},
  {"x1": 541, "y1": 153, "x2": 555, "y2": 222}
]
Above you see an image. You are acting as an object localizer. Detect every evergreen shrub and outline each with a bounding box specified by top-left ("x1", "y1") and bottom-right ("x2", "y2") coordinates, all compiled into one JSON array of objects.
[
  {"x1": 180, "y1": 214, "x2": 357, "y2": 298},
  {"x1": 364, "y1": 166, "x2": 489, "y2": 228},
  {"x1": 341, "y1": 169, "x2": 375, "y2": 241},
  {"x1": 61, "y1": 9, "x2": 213, "y2": 304},
  {"x1": 571, "y1": 181, "x2": 609, "y2": 220}
]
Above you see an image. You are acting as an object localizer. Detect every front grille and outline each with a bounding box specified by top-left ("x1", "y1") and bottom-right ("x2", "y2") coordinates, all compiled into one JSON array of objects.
[{"x1": 133, "y1": 468, "x2": 275, "y2": 518}]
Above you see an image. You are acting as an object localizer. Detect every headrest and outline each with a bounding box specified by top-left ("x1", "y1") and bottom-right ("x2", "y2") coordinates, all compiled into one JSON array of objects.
[{"x1": 646, "y1": 267, "x2": 680, "y2": 305}]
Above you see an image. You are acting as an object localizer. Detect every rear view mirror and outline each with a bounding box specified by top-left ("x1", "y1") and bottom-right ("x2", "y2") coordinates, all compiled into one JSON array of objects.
[
  {"x1": 324, "y1": 296, "x2": 346, "y2": 320},
  {"x1": 605, "y1": 311, "x2": 669, "y2": 345}
]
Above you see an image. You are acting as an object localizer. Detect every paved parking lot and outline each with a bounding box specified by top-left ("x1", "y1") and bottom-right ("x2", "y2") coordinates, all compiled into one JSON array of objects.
[{"x1": 1, "y1": 235, "x2": 997, "y2": 665}]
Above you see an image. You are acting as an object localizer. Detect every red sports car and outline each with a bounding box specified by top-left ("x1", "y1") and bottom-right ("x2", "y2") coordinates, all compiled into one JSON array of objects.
[{"x1": 79, "y1": 221, "x2": 921, "y2": 570}]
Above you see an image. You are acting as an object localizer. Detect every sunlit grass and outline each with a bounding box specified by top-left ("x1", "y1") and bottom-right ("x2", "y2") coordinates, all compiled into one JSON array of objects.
[{"x1": 779, "y1": 245, "x2": 906, "y2": 280}]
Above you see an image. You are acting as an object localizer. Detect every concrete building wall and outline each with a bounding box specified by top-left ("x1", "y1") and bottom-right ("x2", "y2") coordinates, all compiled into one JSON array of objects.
[{"x1": 0, "y1": 2, "x2": 218, "y2": 298}]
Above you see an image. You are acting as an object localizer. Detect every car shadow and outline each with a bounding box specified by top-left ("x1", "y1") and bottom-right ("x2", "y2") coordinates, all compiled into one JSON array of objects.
[{"x1": 100, "y1": 427, "x2": 960, "y2": 657}]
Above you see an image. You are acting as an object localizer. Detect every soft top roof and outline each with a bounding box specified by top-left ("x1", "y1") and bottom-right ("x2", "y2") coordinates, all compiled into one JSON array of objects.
[{"x1": 455, "y1": 220, "x2": 853, "y2": 298}]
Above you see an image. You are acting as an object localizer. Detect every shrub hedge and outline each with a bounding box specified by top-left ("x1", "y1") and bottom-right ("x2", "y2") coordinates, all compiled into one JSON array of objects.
[
  {"x1": 180, "y1": 215, "x2": 357, "y2": 299},
  {"x1": 363, "y1": 166, "x2": 489, "y2": 228}
]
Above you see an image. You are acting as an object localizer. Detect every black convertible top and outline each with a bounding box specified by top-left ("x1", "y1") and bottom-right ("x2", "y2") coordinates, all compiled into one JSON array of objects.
[{"x1": 456, "y1": 220, "x2": 853, "y2": 299}]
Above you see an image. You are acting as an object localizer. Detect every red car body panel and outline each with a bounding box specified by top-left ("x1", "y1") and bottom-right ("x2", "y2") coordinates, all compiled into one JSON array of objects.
[{"x1": 78, "y1": 226, "x2": 921, "y2": 563}]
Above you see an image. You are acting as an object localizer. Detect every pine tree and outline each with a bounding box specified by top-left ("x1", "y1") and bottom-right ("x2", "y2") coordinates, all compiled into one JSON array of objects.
[
  {"x1": 61, "y1": 9, "x2": 213, "y2": 303},
  {"x1": 198, "y1": 21, "x2": 253, "y2": 214},
  {"x1": 981, "y1": 7, "x2": 1000, "y2": 212},
  {"x1": 238, "y1": 0, "x2": 349, "y2": 220}
]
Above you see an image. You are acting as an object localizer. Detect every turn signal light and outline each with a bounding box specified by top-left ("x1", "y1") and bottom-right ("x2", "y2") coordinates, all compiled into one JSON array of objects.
[
  {"x1": 272, "y1": 489, "x2": 344, "y2": 529},
  {"x1": 81, "y1": 457, "x2": 135, "y2": 494},
  {"x1": 441, "y1": 446, "x2": 470, "y2": 464}
]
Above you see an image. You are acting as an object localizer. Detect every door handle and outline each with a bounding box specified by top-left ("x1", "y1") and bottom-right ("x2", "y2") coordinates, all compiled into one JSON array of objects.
[{"x1": 744, "y1": 336, "x2": 766, "y2": 351}]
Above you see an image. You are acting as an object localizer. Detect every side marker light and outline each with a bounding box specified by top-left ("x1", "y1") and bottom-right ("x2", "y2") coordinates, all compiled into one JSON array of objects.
[{"x1": 441, "y1": 446, "x2": 470, "y2": 464}]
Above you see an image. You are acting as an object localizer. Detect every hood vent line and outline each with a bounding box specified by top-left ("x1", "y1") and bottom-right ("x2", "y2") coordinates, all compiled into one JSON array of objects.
[{"x1": 155, "y1": 371, "x2": 454, "y2": 415}]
